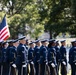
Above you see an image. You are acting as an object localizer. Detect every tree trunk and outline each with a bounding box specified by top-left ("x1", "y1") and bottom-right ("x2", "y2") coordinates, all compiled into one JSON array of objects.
[
  {"x1": 35, "y1": 37, "x2": 38, "y2": 40},
  {"x1": 49, "y1": 30, "x2": 52, "y2": 39}
]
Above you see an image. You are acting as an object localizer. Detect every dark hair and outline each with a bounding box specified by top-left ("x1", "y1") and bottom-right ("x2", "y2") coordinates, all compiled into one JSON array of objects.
[
  {"x1": 8, "y1": 42, "x2": 13, "y2": 47},
  {"x1": 48, "y1": 42, "x2": 53, "y2": 48},
  {"x1": 3, "y1": 43, "x2": 7, "y2": 47}
]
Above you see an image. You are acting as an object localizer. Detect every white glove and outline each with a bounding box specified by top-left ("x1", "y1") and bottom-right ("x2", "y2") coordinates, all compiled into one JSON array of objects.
[
  {"x1": 12, "y1": 64, "x2": 16, "y2": 68},
  {"x1": 51, "y1": 63, "x2": 55, "y2": 68},
  {"x1": 75, "y1": 63, "x2": 76, "y2": 65},
  {"x1": 31, "y1": 61, "x2": 34, "y2": 64},
  {"x1": 46, "y1": 62, "x2": 48, "y2": 65},
  {"x1": 22, "y1": 64, "x2": 27, "y2": 67},
  {"x1": 62, "y1": 61, "x2": 66, "y2": 65}
]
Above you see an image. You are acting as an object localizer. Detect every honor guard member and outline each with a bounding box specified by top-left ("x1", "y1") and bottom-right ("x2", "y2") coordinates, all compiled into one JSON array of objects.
[
  {"x1": 24, "y1": 39, "x2": 29, "y2": 75},
  {"x1": 28, "y1": 41, "x2": 35, "y2": 75},
  {"x1": 6, "y1": 40, "x2": 14, "y2": 75},
  {"x1": 34, "y1": 40, "x2": 41, "y2": 75},
  {"x1": 55, "y1": 41, "x2": 60, "y2": 75},
  {"x1": 69, "y1": 41, "x2": 76, "y2": 75},
  {"x1": 60, "y1": 40, "x2": 67, "y2": 75},
  {"x1": 0, "y1": 41, "x2": 3, "y2": 75},
  {"x1": 7, "y1": 40, "x2": 18, "y2": 75},
  {"x1": 1, "y1": 41, "x2": 8, "y2": 75},
  {"x1": 9, "y1": 39, "x2": 19, "y2": 75},
  {"x1": 48, "y1": 40, "x2": 57, "y2": 75},
  {"x1": 39, "y1": 39, "x2": 48, "y2": 75},
  {"x1": 16, "y1": 36, "x2": 27, "y2": 75}
]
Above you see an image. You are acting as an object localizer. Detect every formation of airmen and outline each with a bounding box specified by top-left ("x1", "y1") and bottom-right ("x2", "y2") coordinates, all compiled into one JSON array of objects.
[{"x1": 0, "y1": 36, "x2": 76, "y2": 75}]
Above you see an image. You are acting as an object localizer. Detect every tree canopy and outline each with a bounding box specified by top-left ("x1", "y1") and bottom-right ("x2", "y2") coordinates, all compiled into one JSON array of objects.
[{"x1": 0, "y1": 0, "x2": 76, "y2": 39}]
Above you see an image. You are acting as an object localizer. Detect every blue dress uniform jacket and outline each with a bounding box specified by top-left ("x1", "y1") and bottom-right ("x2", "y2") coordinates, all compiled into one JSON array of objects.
[
  {"x1": 71, "y1": 47, "x2": 76, "y2": 64},
  {"x1": 34, "y1": 46, "x2": 40, "y2": 75},
  {"x1": 60, "y1": 45, "x2": 67, "y2": 63},
  {"x1": 5, "y1": 46, "x2": 11, "y2": 74},
  {"x1": 25, "y1": 45, "x2": 29, "y2": 50},
  {"x1": 2, "y1": 48, "x2": 7, "y2": 63},
  {"x1": 48, "y1": 46, "x2": 57, "y2": 75},
  {"x1": 55, "y1": 46, "x2": 60, "y2": 75},
  {"x1": 28, "y1": 47, "x2": 34, "y2": 63},
  {"x1": 6, "y1": 46, "x2": 13, "y2": 63},
  {"x1": 6, "y1": 46, "x2": 17, "y2": 75},
  {"x1": 60, "y1": 45, "x2": 67, "y2": 75},
  {"x1": 39, "y1": 45, "x2": 47, "y2": 75},
  {"x1": 34, "y1": 46, "x2": 40, "y2": 63},
  {"x1": 9, "y1": 46, "x2": 17, "y2": 64},
  {"x1": 69, "y1": 46, "x2": 76, "y2": 75},
  {"x1": 0, "y1": 47, "x2": 2, "y2": 63},
  {"x1": 48, "y1": 46, "x2": 57, "y2": 65},
  {"x1": 6, "y1": 46, "x2": 17, "y2": 64},
  {"x1": 16, "y1": 43, "x2": 27, "y2": 75},
  {"x1": 55, "y1": 46, "x2": 60, "y2": 63},
  {"x1": 25, "y1": 45, "x2": 28, "y2": 62},
  {"x1": 69, "y1": 46, "x2": 74, "y2": 65},
  {"x1": 28, "y1": 47, "x2": 35, "y2": 75},
  {"x1": 24, "y1": 45, "x2": 29, "y2": 75},
  {"x1": 16, "y1": 43, "x2": 26, "y2": 65},
  {"x1": 39, "y1": 45, "x2": 47, "y2": 64}
]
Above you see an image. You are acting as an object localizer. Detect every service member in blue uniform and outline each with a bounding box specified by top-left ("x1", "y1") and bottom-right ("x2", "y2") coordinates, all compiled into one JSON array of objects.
[
  {"x1": 69, "y1": 41, "x2": 75, "y2": 66},
  {"x1": 6, "y1": 40, "x2": 19, "y2": 75},
  {"x1": 28, "y1": 41, "x2": 35, "y2": 75},
  {"x1": 16, "y1": 36, "x2": 27, "y2": 75},
  {"x1": 9, "y1": 39, "x2": 19, "y2": 75},
  {"x1": 24, "y1": 39, "x2": 29, "y2": 75},
  {"x1": 48, "y1": 40, "x2": 57, "y2": 75},
  {"x1": 69, "y1": 41, "x2": 76, "y2": 75},
  {"x1": 55, "y1": 41, "x2": 60, "y2": 75},
  {"x1": 60, "y1": 40, "x2": 67, "y2": 75},
  {"x1": 1, "y1": 41, "x2": 8, "y2": 75},
  {"x1": 39, "y1": 40, "x2": 48, "y2": 75},
  {"x1": 6, "y1": 40, "x2": 14, "y2": 75},
  {"x1": 34, "y1": 40, "x2": 41, "y2": 75},
  {"x1": 0, "y1": 41, "x2": 3, "y2": 75}
]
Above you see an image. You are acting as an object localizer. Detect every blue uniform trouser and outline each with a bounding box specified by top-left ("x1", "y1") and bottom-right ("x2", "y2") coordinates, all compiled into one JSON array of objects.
[
  {"x1": 10, "y1": 65, "x2": 16, "y2": 75},
  {"x1": 17, "y1": 65, "x2": 26, "y2": 75},
  {"x1": 61, "y1": 63, "x2": 67, "y2": 75},
  {"x1": 40, "y1": 63, "x2": 45, "y2": 75},
  {"x1": 34, "y1": 62, "x2": 39, "y2": 75},
  {"x1": 48, "y1": 63, "x2": 57, "y2": 75},
  {"x1": 56, "y1": 61, "x2": 60, "y2": 75},
  {"x1": 2, "y1": 63, "x2": 9, "y2": 75},
  {"x1": 71, "y1": 64, "x2": 76, "y2": 75},
  {"x1": 29, "y1": 63, "x2": 35, "y2": 75}
]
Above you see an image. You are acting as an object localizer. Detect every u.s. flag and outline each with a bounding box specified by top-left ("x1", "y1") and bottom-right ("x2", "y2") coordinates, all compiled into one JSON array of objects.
[{"x1": 0, "y1": 15, "x2": 10, "y2": 41}]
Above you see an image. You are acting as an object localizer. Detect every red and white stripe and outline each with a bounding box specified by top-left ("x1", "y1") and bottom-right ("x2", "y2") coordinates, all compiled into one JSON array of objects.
[{"x1": 0, "y1": 25, "x2": 10, "y2": 41}]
